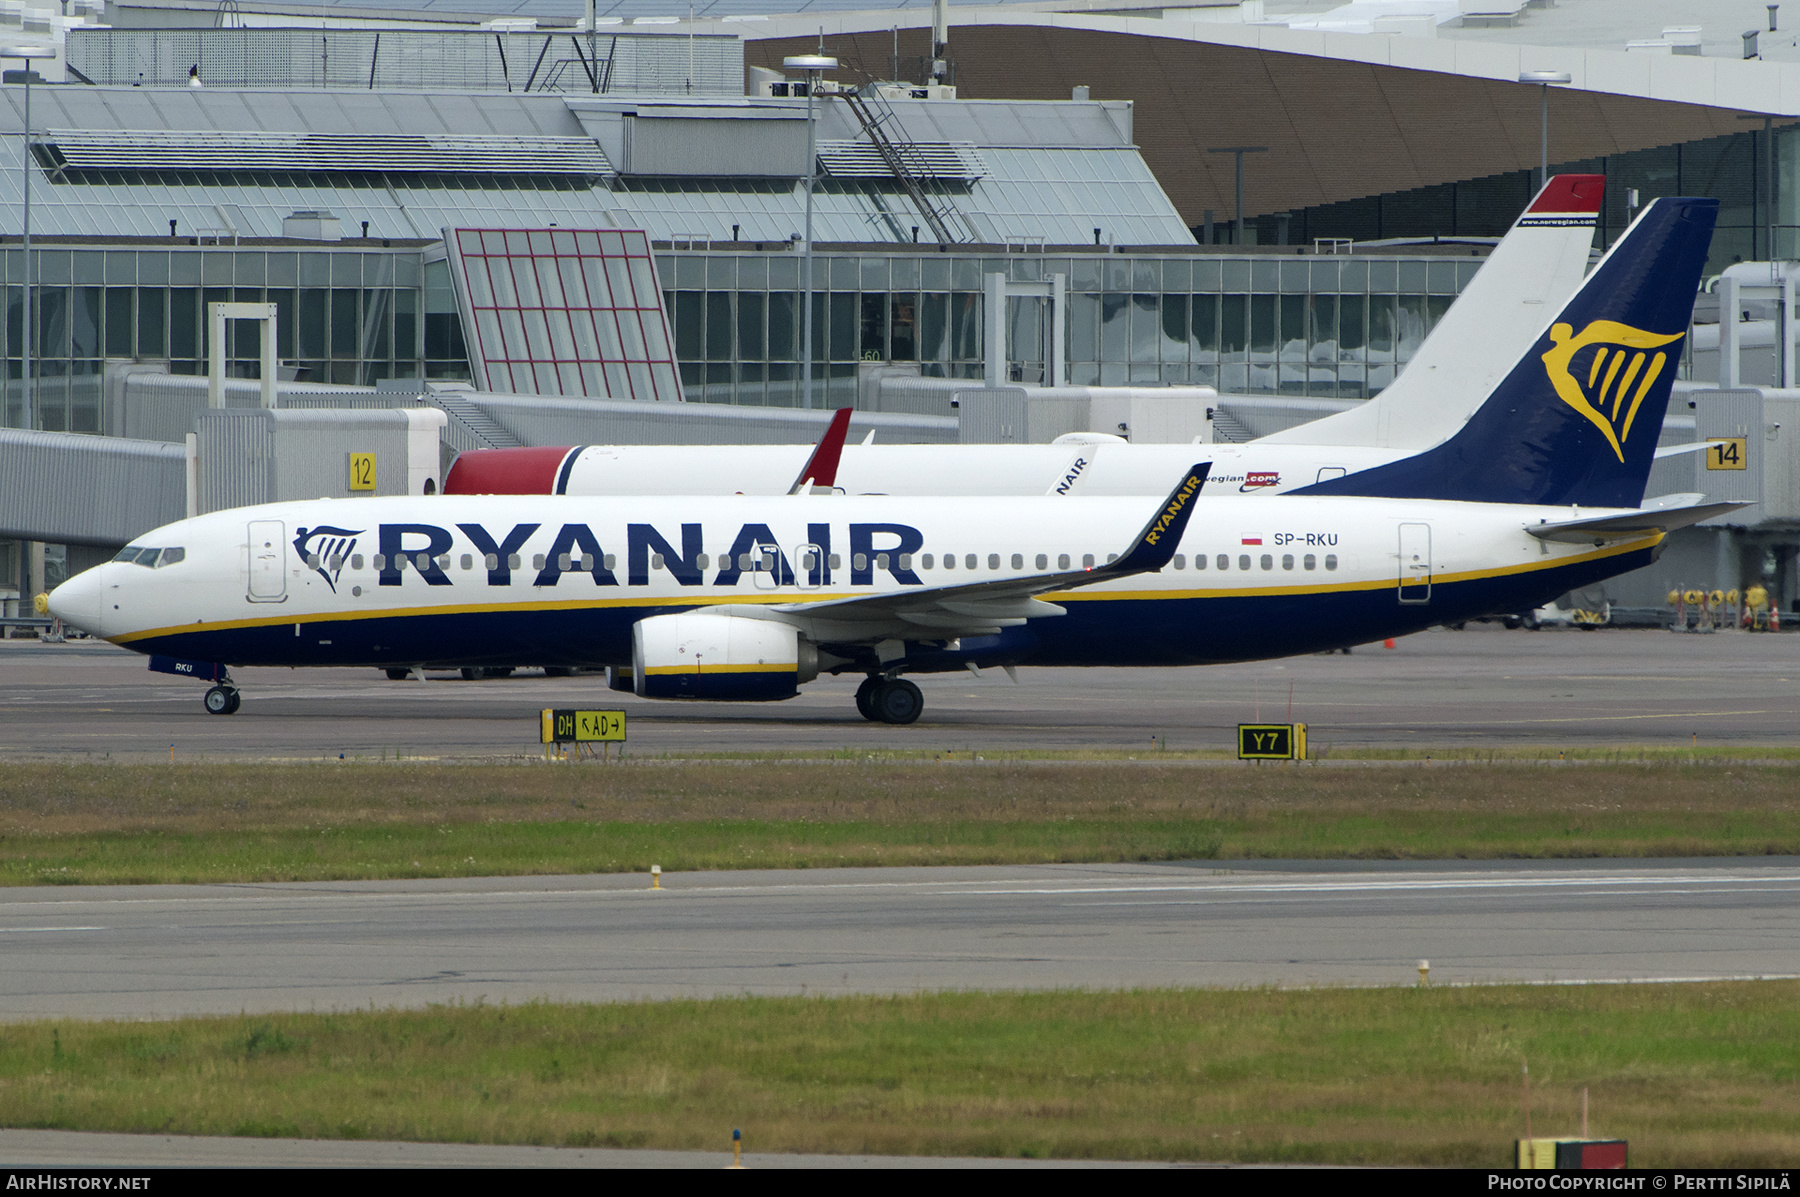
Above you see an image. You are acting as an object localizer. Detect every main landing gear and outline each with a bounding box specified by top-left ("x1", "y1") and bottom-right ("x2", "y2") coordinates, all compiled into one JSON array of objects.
[
  {"x1": 855, "y1": 675, "x2": 923, "y2": 725},
  {"x1": 203, "y1": 681, "x2": 241, "y2": 716}
]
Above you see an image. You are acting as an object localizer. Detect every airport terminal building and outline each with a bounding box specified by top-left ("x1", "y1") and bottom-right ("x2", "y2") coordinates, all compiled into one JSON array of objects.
[
  {"x1": 1, "y1": 0, "x2": 1797, "y2": 624},
  {"x1": 0, "y1": 62, "x2": 1489, "y2": 429}
]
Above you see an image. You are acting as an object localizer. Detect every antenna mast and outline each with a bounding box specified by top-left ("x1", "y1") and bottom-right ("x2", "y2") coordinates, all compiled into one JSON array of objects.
[{"x1": 931, "y1": 0, "x2": 949, "y2": 83}]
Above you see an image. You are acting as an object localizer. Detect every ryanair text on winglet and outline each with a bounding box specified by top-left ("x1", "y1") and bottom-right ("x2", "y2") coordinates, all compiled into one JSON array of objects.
[{"x1": 1143, "y1": 472, "x2": 1203, "y2": 547}]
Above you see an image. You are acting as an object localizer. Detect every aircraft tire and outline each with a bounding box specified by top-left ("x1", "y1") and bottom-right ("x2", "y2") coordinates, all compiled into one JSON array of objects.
[
  {"x1": 854, "y1": 675, "x2": 881, "y2": 721},
  {"x1": 384, "y1": 668, "x2": 410, "y2": 681},
  {"x1": 204, "y1": 685, "x2": 237, "y2": 716},
  {"x1": 871, "y1": 678, "x2": 923, "y2": 725},
  {"x1": 224, "y1": 689, "x2": 242, "y2": 714}
]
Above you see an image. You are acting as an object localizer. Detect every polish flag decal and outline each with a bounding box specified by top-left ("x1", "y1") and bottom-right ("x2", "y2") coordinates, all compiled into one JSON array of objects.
[{"x1": 1241, "y1": 537, "x2": 1263, "y2": 546}]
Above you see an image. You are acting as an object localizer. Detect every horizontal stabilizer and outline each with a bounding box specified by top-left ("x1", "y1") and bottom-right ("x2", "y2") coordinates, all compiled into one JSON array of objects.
[{"x1": 1526, "y1": 500, "x2": 1751, "y2": 544}]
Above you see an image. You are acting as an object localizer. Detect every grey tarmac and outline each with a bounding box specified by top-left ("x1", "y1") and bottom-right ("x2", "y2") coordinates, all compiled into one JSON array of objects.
[
  {"x1": 0, "y1": 857, "x2": 1795, "y2": 1022},
  {"x1": 2, "y1": 622, "x2": 1798, "y2": 760}
]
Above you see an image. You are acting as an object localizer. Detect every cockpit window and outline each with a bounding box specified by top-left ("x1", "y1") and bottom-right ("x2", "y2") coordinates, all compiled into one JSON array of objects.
[{"x1": 115, "y1": 546, "x2": 180, "y2": 567}]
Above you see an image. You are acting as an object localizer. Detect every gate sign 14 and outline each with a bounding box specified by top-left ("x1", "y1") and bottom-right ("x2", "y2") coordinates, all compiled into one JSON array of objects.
[
  {"x1": 541, "y1": 709, "x2": 627, "y2": 744},
  {"x1": 1705, "y1": 437, "x2": 1746, "y2": 470}
]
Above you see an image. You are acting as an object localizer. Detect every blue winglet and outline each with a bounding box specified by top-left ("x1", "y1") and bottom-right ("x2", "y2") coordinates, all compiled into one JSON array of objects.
[{"x1": 1112, "y1": 462, "x2": 1210, "y2": 574}]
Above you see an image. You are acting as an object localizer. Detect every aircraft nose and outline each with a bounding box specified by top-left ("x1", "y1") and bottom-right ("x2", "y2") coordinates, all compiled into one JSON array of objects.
[{"x1": 46, "y1": 566, "x2": 106, "y2": 637}]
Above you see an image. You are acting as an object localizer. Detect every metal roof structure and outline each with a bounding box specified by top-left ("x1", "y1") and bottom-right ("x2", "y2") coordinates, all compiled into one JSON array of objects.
[
  {"x1": 44, "y1": 129, "x2": 612, "y2": 174},
  {"x1": 728, "y1": 3, "x2": 1800, "y2": 117},
  {"x1": 103, "y1": 0, "x2": 1800, "y2": 64},
  {"x1": 68, "y1": 26, "x2": 746, "y2": 93},
  {"x1": 110, "y1": 0, "x2": 979, "y2": 20},
  {"x1": 0, "y1": 88, "x2": 1192, "y2": 246},
  {"x1": 816, "y1": 140, "x2": 986, "y2": 181},
  {"x1": 727, "y1": 14, "x2": 1794, "y2": 247}
]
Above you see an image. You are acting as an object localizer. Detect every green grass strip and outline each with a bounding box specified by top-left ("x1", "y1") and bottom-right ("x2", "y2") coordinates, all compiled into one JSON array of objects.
[
  {"x1": 8, "y1": 811, "x2": 1800, "y2": 887},
  {"x1": 3, "y1": 762, "x2": 1800, "y2": 885},
  {"x1": 3, "y1": 983, "x2": 1798, "y2": 1165}
]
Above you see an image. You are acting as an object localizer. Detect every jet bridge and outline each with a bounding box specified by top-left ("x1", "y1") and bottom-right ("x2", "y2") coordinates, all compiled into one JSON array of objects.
[{"x1": 0, "y1": 428, "x2": 187, "y2": 548}]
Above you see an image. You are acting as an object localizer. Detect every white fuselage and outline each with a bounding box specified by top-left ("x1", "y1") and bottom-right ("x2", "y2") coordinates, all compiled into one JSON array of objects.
[
  {"x1": 54, "y1": 490, "x2": 1659, "y2": 675},
  {"x1": 543, "y1": 441, "x2": 1404, "y2": 498}
]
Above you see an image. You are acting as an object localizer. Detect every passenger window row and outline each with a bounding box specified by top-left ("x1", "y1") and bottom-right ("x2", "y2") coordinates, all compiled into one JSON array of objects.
[
  {"x1": 302, "y1": 546, "x2": 1341, "y2": 581},
  {"x1": 917, "y1": 553, "x2": 1098, "y2": 571},
  {"x1": 1168, "y1": 552, "x2": 1338, "y2": 572}
]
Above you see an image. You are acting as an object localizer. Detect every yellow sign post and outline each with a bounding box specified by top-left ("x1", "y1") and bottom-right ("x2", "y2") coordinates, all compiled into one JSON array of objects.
[
  {"x1": 348, "y1": 452, "x2": 377, "y2": 491},
  {"x1": 541, "y1": 708, "x2": 627, "y2": 760},
  {"x1": 1237, "y1": 723, "x2": 1307, "y2": 761}
]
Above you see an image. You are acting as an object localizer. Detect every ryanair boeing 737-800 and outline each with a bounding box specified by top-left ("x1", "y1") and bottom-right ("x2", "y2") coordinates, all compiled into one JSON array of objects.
[{"x1": 47, "y1": 196, "x2": 1732, "y2": 724}]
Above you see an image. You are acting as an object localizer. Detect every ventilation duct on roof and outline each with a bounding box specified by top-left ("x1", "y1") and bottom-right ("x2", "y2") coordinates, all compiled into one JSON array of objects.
[
  {"x1": 282, "y1": 211, "x2": 341, "y2": 241},
  {"x1": 575, "y1": 106, "x2": 811, "y2": 177},
  {"x1": 39, "y1": 129, "x2": 613, "y2": 176}
]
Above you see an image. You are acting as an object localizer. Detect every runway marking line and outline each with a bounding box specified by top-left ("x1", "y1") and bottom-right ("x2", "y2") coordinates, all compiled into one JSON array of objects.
[
  {"x1": 1326, "y1": 709, "x2": 1777, "y2": 728},
  {"x1": 1071, "y1": 885, "x2": 1800, "y2": 908},
  {"x1": 0, "y1": 870, "x2": 1796, "y2": 913},
  {"x1": 944, "y1": 875, "x2": 1800, "y2": 898},
  {"x1": 0, "y1": 926, "x2": 105, "y2": 933},
  {"x1": 1477, "y1": 973, "x2": 1800, "y2": 987}
]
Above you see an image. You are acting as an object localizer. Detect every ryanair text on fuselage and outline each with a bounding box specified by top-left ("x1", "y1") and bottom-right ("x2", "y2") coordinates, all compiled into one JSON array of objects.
[{"x1": 336, "y1": 520, "x2": 944, "y2": 589}]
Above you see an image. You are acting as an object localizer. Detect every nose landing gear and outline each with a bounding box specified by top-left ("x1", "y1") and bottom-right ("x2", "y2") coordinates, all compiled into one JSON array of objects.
[
  {"x1": 854, "y1": 675, "x2": 923, "y2": 725},
  {"x1": 203, "y1": 683, "x2": 241, "y2": 715},
  {"x1": 147, "y1": 656, "x2": 240, "y2": 714}
]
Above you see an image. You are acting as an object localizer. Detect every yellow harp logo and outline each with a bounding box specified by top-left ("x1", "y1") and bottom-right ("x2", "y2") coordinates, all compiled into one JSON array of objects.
[{"x1": 1541, "y1": 320, "x2": 1685, "y2": 462}]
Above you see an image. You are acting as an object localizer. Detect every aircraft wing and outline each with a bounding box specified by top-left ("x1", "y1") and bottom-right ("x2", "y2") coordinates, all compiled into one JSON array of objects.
[
  {"x1": 734, "y1": 462, "x2": 1209, "y2": 642},
  {"x1": 1525, "y1": 498, "x2": 1752, "y2": 544}
]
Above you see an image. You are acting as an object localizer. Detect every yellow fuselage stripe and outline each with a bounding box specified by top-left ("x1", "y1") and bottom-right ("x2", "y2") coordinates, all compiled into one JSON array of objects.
[{"x1": 642, "y1": 663, "x2": 794, "y2": 675}]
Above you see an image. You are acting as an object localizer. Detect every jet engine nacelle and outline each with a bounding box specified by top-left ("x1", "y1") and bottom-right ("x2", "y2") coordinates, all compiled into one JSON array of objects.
[{"x1": 632, "y1": 613, "x2": 817, "y2": 702}]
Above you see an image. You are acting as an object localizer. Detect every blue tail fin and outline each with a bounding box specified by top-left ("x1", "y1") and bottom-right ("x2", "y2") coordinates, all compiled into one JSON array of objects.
[{"x1": 1296, "y1": 197, "x2": 1717, "y2": 508}]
